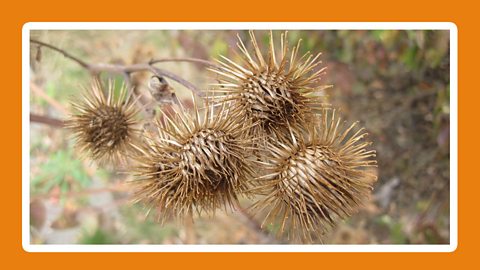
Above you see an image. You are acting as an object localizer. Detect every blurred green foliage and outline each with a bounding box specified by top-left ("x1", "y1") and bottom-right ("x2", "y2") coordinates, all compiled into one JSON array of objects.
[
  {"x1": 79, "y1": 228, "x2": 116, "y2": 244},
  {"x1": 31, "y1": 149, "x2": 90, "y2": 196}
]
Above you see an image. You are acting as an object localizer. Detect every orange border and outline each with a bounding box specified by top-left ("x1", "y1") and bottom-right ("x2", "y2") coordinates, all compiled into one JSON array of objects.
[{"x1": 6, "y1": 0, "x2": 472, "y2": 269}]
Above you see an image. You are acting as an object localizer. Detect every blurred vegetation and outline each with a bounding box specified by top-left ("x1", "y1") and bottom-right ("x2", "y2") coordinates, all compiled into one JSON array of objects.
[
  {"x1": 31, "y1": 149, "x2": 90, "y2": 197},
  {"x1": 29, "y1": 30, "x2": 450, "y2": 244}
]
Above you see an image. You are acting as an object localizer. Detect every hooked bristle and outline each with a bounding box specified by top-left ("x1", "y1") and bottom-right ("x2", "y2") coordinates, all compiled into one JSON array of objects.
[
  {"x1": 208, "y1": 30, "x2": 331, "y2": 138},
  {"x1": 130, "y1": 96, "x2": 256, "y2": 222},
  {"x1": 66, "y1": 79, "x2": 140, "y2": 165},
  {"x1": 251, "y1": 109, "x2": 377, "y2": 243}
]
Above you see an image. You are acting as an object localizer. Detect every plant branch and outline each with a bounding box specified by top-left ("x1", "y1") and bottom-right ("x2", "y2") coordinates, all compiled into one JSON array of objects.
[
  {"x1": 30, "y1": 39, "x2": 90, "y2": 69},
  {"x1": 148, "y1": 66, "x2": 201, "y2": 95},
  {"x1": 30, "y1": 38, "x2": 212, "y2": 95},
  {"x1": 30, "y1": 82, "x2": 69, "y2": 115},
  {"x1": 30, "y1": 113, "x2": 64, "y2": 128}
]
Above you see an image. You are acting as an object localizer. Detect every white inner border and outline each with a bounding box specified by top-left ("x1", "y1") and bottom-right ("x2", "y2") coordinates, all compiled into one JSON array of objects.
[{"x1": 22, "y1": 22, "x2": 458, "y2": 252}]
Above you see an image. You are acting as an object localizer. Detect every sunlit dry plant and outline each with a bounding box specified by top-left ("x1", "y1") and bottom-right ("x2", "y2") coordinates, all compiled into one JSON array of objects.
[
  {"x1": 208, "y1": 31, "x2": 330, "y2": 138},
  {"x1": 66, "y1": 79, "x2": 140, "y2": 165},
  {"x1": 251, "y1": 109, "x2": 377, "y2": 242},
  {"x1": 130, "y1": 97, "x2": 256, "y2": 222}
]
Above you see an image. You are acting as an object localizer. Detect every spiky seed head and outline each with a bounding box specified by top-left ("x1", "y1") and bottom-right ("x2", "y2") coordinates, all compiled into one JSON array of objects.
[
  {"x1": 130, "y1": 97, "x2": 255, "y2": 222},
  {"x1": 208, "y1": 30, "x2": 330, "y2": 138},
  {"x1": 252, "y1": 109, "x2": 377, "y2": 242},
  {"x1": 66, "y1": 79, "x2": 140, "y2": 165}
]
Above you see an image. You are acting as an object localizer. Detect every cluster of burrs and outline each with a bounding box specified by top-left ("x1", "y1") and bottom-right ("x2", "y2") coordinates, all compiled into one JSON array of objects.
[{"x1": 67, "y1": 31, "x2": 377, "y2": 243}]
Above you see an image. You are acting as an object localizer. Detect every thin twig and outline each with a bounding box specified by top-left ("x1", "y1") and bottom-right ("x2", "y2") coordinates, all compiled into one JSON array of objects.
[
  {"x1": 149, "y1": 66, "x2": 201, "y2": 96},
  {"x1": 30, "y1": 39, "x2": 90, "y2": 69},
  {"x1": 30, "y1": 113, "x2": 64, "y2": 128},
  {"x1": 30, "y1": 82, "x2": 69, "y2": 115},
  {"x1": 30, "y1": 38, "x2": 206, "y2": 95}
]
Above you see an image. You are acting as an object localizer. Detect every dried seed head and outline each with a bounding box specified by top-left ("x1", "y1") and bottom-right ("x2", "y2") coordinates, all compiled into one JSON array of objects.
[
  {"x1": 130, "y1": 97, "x2": 255, "y2": 222},
  {"x1": 252, "y1": 109, "x2": 377, "y2": 242},
  {"x1": 67, "y1": 79, "x2": 140, "y2": 165},
  {"x1": 209, "y1": 31, "x2": 330, "y2": 137}
]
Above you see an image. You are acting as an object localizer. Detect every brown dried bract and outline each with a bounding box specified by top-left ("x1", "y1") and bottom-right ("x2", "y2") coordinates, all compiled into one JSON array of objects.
[
  {"x1": 208, "y1": 31, "x2": 331, "y2": 138},
  {"x1": 130, "y1": 96, "x2": 256, "y2": 222},
  {"x1": 251, "y1": 109, "x2": 377, "y2": 243},
  {"x1": 66, "y1": 79, "x2": 140, "y2": 165}
]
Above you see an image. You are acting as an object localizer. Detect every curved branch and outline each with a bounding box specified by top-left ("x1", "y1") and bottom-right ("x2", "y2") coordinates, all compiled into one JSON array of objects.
[
  {"x1": 30, "y1": 39, "x2": 90, "y2": 69},
  {"x1": 149, "y1": 66, "x2": 201, "y2": 96},
  {"x1": 30, "y1": 39, "x2": 206, "y2": 95}
]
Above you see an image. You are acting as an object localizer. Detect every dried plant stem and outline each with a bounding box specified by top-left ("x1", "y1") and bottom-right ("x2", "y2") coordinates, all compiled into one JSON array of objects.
[
  {"x1": 30, "y1": 39, "x2": 90, "y2": 69},
  {"x1": 148, "y1": 66, "x2": 200, "y2": 95},
  {"x1": 30, "y1": 113, "x2": 64, "y2": 128},
  {"x1": 30, "y1": 82, "x2": 69, "y2": 115},
  {"x1": 30, "y1": 39, "x2": 217, "y2": 96}
]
